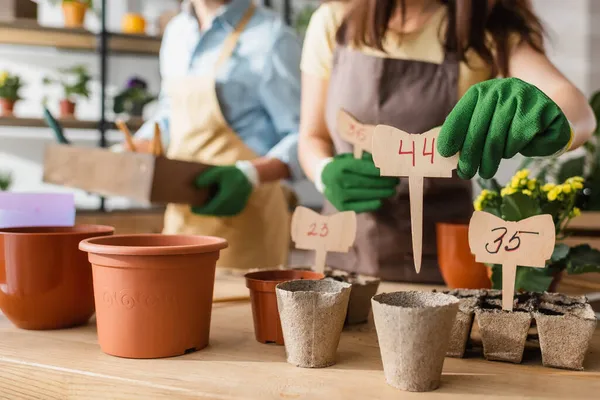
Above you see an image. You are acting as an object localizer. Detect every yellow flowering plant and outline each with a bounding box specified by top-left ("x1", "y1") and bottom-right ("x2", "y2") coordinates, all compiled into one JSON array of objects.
[
  {"x1": 477, "y1": 170, "x2": 600, "y2": 292},
  {"x1": 0, "y1": 71, "x2": 24, "y2": 102},
  {"x1": 0, "y1": 170, "x2": 11, "y2": 191}
]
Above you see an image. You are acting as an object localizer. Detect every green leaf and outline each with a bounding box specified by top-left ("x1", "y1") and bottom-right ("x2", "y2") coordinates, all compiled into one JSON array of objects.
[
  {"x1": 490, "y1": 264, "x2": 554, "y2": 292},
  {"x1": 477, "y1": 177, "x2": 502, "y2": 193},
  {"x1": 490, "y1": 264, "x2": 502, "y2": 289},
  {"x1": 551, "y1": 243, "x2": 570, "y2": 263},
  {"x1": 482, "y1": 205, "x2": 502, "y2": 218},
  {"x1": 501, "y1": 192, "x2": 541, "y2": 222},
  {"x1": 566, "y1": 244, "x2": 600, "y2": 274},
  {"x1": 557, "y1": 157, "x2": 585, "y2": 183}
]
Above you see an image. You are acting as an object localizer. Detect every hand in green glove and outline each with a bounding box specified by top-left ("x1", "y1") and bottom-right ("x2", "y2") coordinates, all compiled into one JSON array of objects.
[
  {"x1": 320, "y1": 153, "x2": 399, "y2": 213},
  {"x1": 191, "y1": 166, "x2": 253, "y2": 217},
  {"x1": 437, "y1": 77, "x2": 573, "y2": 180}
]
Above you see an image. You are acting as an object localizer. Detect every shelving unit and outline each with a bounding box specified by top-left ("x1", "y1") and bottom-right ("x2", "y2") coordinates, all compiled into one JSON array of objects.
[{"x1": 0, "y1": 115, "x2": 143, "y2": 131}]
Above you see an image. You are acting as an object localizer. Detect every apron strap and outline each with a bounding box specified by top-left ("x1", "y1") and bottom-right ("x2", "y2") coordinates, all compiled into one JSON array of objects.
[{"x1": 214, "y1": 3, "x2": 257, "y2": 72}]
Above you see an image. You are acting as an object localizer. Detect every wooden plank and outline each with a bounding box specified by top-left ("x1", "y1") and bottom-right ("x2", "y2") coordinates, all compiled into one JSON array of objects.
[
  {"x1": 567, "y1": 212, "x2": 600, "y2": 231},
  {"x1": 0, "y1": 20, "x2": 160, "y2": 55},
  {"x1": 0, "y1": 116, "x2": 144, "y2": 131},
  {"x1": 75, "y1": 209, "x2": 164, "y2": 235},
  {"x1": 0, "y1": 277, "x2": 598, "y2": 399}
]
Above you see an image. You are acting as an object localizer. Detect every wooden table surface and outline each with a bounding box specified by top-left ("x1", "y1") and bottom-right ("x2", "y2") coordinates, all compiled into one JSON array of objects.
[{"x1": 0, "y1": 277, "x2": 599, "y2": 400}]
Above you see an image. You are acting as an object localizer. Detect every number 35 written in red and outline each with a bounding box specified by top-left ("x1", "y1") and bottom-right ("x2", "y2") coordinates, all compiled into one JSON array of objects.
[{"x1": 398, "y1": 138, "x2": 435, "y2": 167}]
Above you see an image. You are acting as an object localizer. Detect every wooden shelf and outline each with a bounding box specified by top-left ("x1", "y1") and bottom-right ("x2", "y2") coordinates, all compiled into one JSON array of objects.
[
  {"x1": 0, "y1": 116, "x2": 144, "y2": 131},
  {"x1": 0, "y1": 19, "x2": 161, "y2": 55}
]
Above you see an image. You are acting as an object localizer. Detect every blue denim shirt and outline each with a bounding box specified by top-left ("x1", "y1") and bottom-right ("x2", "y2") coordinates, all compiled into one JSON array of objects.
[{"x1": 136, "y1": 0, "x2": 303, "y2": 180}]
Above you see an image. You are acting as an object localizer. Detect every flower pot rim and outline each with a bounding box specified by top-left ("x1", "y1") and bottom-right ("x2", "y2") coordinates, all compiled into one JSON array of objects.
[
  {"x1": 276, "y1": 279, "x2": 351, "y2": 294},
  {"x1": 79, "y1": 234, "x2": 228, "y2": 256},
  {"x1": 435, "y1": 222, "x2": 469, "y2": 228},
  {"x1": 245, "y1": 269, "x2": 325, "y2": 289},
  {"x1": 0, "y1": 224, "x2": 114, "y2": 236},
  {"x1": 372, "y1": 291, "x2": 459, "y2": 310}
]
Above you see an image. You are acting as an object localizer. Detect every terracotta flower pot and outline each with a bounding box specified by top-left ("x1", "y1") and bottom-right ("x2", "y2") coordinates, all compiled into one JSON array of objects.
[
  {"x1": 0, "y1": 98, "x2": 15, "y2": 116},
  {"x1": 436, "y1": 223, "x2": 491, "y2": 289},
  {"x1": 59, "y1": 99, "x2": 76, "y2": 118},
  {"x1": 276, "y1": 279, "x2": 351, "y2": 368},
  {"x1": 245, "y1": 269, "x2": 325, "y2": 345},
  {"x1": 0, "y1": 225, "x2": 114, "y2": 330},
  {"x1": 372, "y1": 291, "x2": 459, "y2": 392},
  {"x1": 62, "y1": 2, "x2": 87, "y2": 28},
  {"x1": 79, "y1": 234, "x2": 228, "y2": 359}
]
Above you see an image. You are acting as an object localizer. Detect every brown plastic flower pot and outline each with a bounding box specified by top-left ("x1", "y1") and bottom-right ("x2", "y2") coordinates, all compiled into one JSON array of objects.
[
  {"x1": 0, "y1": 225, "x2": 114, "y2": 330},
  {"x1": 79, "y1": 234, "x2": 227, "y2": 359},
  {"x1": 245, "y1": 269, "x2": 324, "y2": 345},
  {"x1": 436, "y1": 223, "x2": 491, "y2": 289}
]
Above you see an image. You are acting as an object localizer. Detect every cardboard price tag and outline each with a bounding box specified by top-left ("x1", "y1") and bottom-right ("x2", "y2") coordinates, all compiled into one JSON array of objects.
[
  {"x1": 371, "y1": 125, "x2": 458, "y2": 274},
  {"x1": 338, "y1": 110, "x2": 374, "y2": 159},
  {"x1": 468, "y1": 211, "x2": 556, "y2": 311},
  {"x1": 291, "y1": 206, "x2": 357, "y2": 274}
]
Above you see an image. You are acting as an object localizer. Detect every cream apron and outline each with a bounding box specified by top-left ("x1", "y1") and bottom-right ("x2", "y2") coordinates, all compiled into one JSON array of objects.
[{"x1": 163, "y1": 4, "x2": 290, "y2": 271}]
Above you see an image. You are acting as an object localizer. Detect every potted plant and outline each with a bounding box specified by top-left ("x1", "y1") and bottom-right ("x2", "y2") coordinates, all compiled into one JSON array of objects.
[
  {"x1": 48, "y1": 0, "x2": 94, "y2": 28},
  {"x1": 476, "y1": 169, "x2": 600, "y2": 292},
  {"x1": 113, "y1": 77, "x2": 156, "y2": 118},
  {"x1": 0, "y1": 170, "x2": 12, "y2": 191},
  {"x1": 294, "y1": 5, "x2": 316, "y2": 38},
  {"x1": 43, "y1": 65, "x2": 91, "y2": 118},
  {"x1": 0, "y1": 71, "x2": 23, "y2": 116}
]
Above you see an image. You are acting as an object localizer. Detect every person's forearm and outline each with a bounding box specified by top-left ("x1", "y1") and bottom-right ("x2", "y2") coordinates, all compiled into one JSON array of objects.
[
  {"x1": 251, "y1": 157, "x2": 291, "y2": 183},
  {"x1": 298, "y1": 135, "x2": 334, "y2": 182},
  {"x1": 546, "y1": 83, "x2": 596, "y2": 150}
]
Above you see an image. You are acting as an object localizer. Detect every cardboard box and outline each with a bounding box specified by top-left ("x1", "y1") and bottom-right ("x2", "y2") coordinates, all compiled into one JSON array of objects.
[
  {"x1": 43, "y1": 145, "x2": 212, "y2": 206},
  {"x1": 0, "y1": 0, "x2": 37, "y2": 21}
]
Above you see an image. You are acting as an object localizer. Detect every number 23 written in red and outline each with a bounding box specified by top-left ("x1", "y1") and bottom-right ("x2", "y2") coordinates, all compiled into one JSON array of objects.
[
  {"x1": 307, "y1": 223, "x2": 329, "y2": 237},
  {"x1": 398, "y1": 138, "x2": 435, "y2": 167}
]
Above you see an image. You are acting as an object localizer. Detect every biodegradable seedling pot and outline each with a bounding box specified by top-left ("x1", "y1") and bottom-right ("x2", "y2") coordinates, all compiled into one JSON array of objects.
[
  {"x1": 475, "y1": 298, "x2": 532, "y2": 363},
  {"x1": 445, "y1": 294, "x2": 480, "y2": 358},
  {"x1": 326, "y1": 269, "x2": 380, "y2": 325},
  {"x1": 276, "y1": 279, "x2": 351, "y2": 368},
  {"x1": 245, "y1": 269, "x2": 325, "y2": 345},
  {"x1": 0, "y1": 225, "x2": 114, "y2": 330},
  {"x1": 436, "y1": 223, "x2": 491, "y2": 289},
  {"x1": 372, "y1": 291, "x2": 459, "y2": 392},
  {"x1": 535, "y1": 301, "x2": 597, "y2": 370},
  {"x1": 79, "y1": 234, "x2": 227, "y2": 359}
]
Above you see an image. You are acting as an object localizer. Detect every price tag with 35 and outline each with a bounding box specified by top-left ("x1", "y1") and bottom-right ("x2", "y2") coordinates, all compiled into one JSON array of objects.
[{"x1": 338, "y1": 110, "x2": 374, "y2": 159}]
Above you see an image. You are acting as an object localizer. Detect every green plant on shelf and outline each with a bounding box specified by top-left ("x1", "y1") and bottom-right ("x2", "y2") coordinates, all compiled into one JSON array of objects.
[
  {"x1": 476, "y1": 169, "x2": 600, "y2": 292},
  {"x1": 0, "y1": 71, "x2": 24, "y2": 102},
  {"x1": 294, "y1": 5, "x2": 317, "y2": 37},
  {"x1": 0, "y1": 171, "x2": 12, "y2": 191},
  {"x1": 113, "y1": 77, "x2": 157, "y2": 118},
  {"x1": 43, "y1": 65, "x2": 91, "y2": 101},
  {"x1": 519, "y1": 90, "x2": 600, "y2": 211}
]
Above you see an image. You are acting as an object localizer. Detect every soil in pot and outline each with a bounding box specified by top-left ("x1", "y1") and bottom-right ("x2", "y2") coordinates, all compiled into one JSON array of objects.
[
  {"x1": 62, "y1": 2, "x2": 87, "y2": 28},
  {"x1": 325, "y1": 269, "x2": 380, "y2": 325},
  {"x1": 79, "y1": 234, "x2": 227, "y2": 359},
  {"x1": 59, "y1": 100, "x2": 76, "y2": 118},
  {"x1": 276, "y1": 279, "x2": 351, "y2": 368},
  {"x1": 475, "y1": 297, "x2": 533, "y2": 363},
  {"x1": 245, "y1": 269, "x2": 324, "y2": 345},
  {"x1": 372, "y1": 291, "x2": 459, "y2": 392},
  {"x1": 535, "y1": 300, "x2": 597, "y2": 370},
  {"x1": 0, "y1": 225, "x2": 114, "y2": 330},
  {"x1": 0, "y1": 98, "x2": 15, "y2": 116},
  {"x1": 436, "y1": 223, "x2": 491, "y2": 289}
]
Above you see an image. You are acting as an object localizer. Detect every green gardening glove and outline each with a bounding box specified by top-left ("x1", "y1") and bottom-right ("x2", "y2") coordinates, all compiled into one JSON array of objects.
[
  {"x1": 191, "y1": 166, "x2": 253, "y2": 217},
  {"x1": 321, "y1": 153, "x2": 399, "y2": 213},
  {"x1": 438, "y1": 77, "x2": 573, "y2": 179}
]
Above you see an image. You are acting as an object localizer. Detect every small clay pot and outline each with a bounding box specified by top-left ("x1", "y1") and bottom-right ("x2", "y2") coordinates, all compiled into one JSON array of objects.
[
  {"x1": 245, "y1": 269, "x2": 325, "y2": 345},
  {"x1": 476, "y1": 298, "x2": 532, "y2": 364},
  {"x1": 325, "y1": 269, "x2": 380, "y2": 325},
  {"x1": 59, "y1": 99, "x2": 76, "y2": 118},
  {"x1": 436, "y1": 223, "x2": 491, "y2": 289},
  {"x1": 62, "y1": 2, "x2": 87, "y2": 28},
  {"x1": 79, "y1": 234, "x2": 228, "y2": 359},
  {"x1": 372, "y1": 291, "x2": 459, "y2": 392},
  {"x1": 0, "y1": 98, "x2": 15, "y2": 116},
  {"x1": 0, "y1": 225, "x2": 114, "y2": 330},
  {"x1": 535, "y1": 301, "x2": 597, "y2": 370},
  {"x1": 276, "y1": 279, "x2": 351, "y2": 368}
]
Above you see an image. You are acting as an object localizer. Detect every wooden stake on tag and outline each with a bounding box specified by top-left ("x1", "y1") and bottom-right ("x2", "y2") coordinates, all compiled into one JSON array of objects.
[
  {"x1": 372, "y1": 125, "x2": 458, "y2": 274},
  {"x1": 290, "y1": 206, "x2": 357, "y2": 274},
  {"x1": 338, "y1": 110, "x2": 374, "y2": 159},
  {"x1": 468, "y1": 211, "x2": 556, "y2": 311}
]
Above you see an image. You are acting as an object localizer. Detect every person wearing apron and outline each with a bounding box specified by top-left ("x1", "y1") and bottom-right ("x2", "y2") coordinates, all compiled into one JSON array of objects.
[
  {"x1": 298, "y1": 0, "x2": 595, "y2": 283},
  {"x1": 132, "y1": 0, "x2": 303, "y2": 272}
]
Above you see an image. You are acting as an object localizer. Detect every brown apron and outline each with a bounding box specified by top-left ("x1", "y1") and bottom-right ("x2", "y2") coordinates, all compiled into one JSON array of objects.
[
  {"x1": 324, "y1": 46, "x2": 473, "y2": 283},
  {"x1": 162, "y1": 4, "x2": 290, "y2": 272}
]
